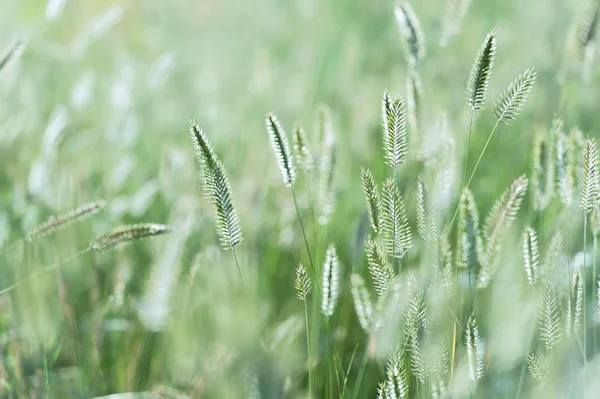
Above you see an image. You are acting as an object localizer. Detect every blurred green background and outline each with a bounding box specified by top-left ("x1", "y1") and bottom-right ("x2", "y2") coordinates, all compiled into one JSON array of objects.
[{"x1": 0, "y1": 0, "x2": 598, "y2": 397}]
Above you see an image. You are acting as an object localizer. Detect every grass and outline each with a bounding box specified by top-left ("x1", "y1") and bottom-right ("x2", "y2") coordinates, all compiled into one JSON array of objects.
[{"x1": 1, "y1": 0, "x2": 600, "y2": 398}]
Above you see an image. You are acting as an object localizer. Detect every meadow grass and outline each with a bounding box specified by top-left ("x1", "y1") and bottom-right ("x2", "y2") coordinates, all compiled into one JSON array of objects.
[{"x1": 1, "y1": 0, "x2": 600, "y2": 398}]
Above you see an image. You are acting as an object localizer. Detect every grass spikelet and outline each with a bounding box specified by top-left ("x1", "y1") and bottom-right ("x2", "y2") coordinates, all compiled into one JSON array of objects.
[
  {"x1": 567, "y1": 269, "x2": 584, "y2": 338},
  {"x1": 555, "y1": 127, "x2": 575, "y2": 207},
  {"x1": 382, "y1": 178, "x2": 412, "y2": 260},
  {"x1": 362, "y1": 168, "x2": 383, "y2": 234},
  {"x1": 532, "y1": 128, "x2": 555, "y2": 211},
  {"x1": 351, "y1": 273, "x2": 374, "y2": 332},
  {"x1": 295, "y1": 263, "x2": 311, "y2": 301},
  {"x1": 581, "y1": 137, "x2": 599, "y2": 212},
  {"x1": 465, "y1": 313, "x2": 483, "y2": 387},
  {"x1": 316, "y1": 108, "x2": 336, "y2": 225},
  {"x1": 0, "y1": 41, "x2": 23, "y2": 73},
  {"x1": 492, "y1": 68, "x2": 536, "y2": 125},
  {"x1": 189, "y1": 123, "x2": 217, "y2": 180},
  {"x1": 25, "y1": 200, "x2": 106, "y2": 242},
  {"x1": 266, "y1": 113, "x2": 296, "y2": 187},
  {"x1": 466, "y1": 30, "x2": 496, "y2": 111},
  {"x1": 437, "y1": 236, "x2": 455, "y2": 294},
  {"x1": 416, "y1": 175, "x2": 438, "y2": 243},
  {"x1": 478, "y1": 175, "x2": 528, "y2": 288},
  {"x1": 381, "y1": 91, "x2": 408, "y2": 168},
  {"x1": 542, "y1": 231, "x2": 563, "y2": 279},
  {"x1": 456, "y1": 188, "x2": 482, "y2": 272},
  {"x1": 90, "y1": 223, "x2": 171, "y2": 251},
  {"x1": 562, "y1": 0, "x2": 600, "y2": 79},
  {"x1": 190, "y1": 123, "x2": 243, "y2": 249},
  {"x1": 321, "y1": 244, "x2": 340, "y2": 317},
  {"x1": 366, "y1": 236, "x2": 395, "y2": 297},
  {"x1": 406, "y1": 70, "x2": 422, "y2": 134},
  {"x1": 385, "y1": 346, "x2": 409, "y2": 399},
  {"x1": 405, "y1": 274, "x2": 428, "y2": 382},
  {"x1": 522, "y1": 227, "x2": 540, "y2": 285},
  {"x1": 440, "y1": 0, "x2": 472, "y2": 46},
  {"x1": 292, "y1": 123, "x2": 313, "y2": 172},
  {"x1": 210, "y1": 161, "x2": 244, "y2": 249},
  {"x1": 539, "y1": 284, "x2": 561, "y2": 350},
  {"x1": 526, "y1": 353, "x2": 548, "y2": 380},
  {"x1": 394, "y1": 2, "x2": 426, "y2": 66}
]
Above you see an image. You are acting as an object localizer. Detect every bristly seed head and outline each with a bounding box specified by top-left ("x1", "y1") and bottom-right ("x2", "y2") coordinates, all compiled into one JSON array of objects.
[
  {"x1": 266, "y1": 113, "x2": 296, "y2": 187},
  {"x1": 26, "y1": 200, "x2": 107, "y2": 242},
  {"x1": 90, "y1": 223, "x2": 171, "y2": 251},
  {"x1": 321, "y1": 244, "x2": 340, "y2": 317},
  {"x1": 466, "y1": 29, "x2": 496, "y2": 111}
]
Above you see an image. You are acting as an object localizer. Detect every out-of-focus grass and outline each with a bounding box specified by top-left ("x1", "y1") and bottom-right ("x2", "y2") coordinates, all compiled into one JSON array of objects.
[{"x1": 0, "y1": 0, "x2": 598, "y2": 397}]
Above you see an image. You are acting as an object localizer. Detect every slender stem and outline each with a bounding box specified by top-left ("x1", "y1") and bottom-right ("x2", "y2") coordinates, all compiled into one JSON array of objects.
[
  {"x1": 583, "y1": 215, "x2": 588, "y2": 368},
  {"x1": 231, "y1": 247, "x2": 243, "y2": 283},
  {"x1": 291, "y1": 185, "x2": 316, "y2": 274},
  {"x1": 450, "y1": 322, "x2": 457, "y2": 378},
  {"x1": 351, "y1": 341, "x2": 370, "y2": 399},
  {"x1": 393, "y1": 164, "x2": 399, "y2": 274},
  {"x1": 0, "y1": 248, "x2": 91, "y2": 296},
  {"x1": 594, "y1": 233, "x2": 598, "y2": 355},
  {"x1": 304, "y1": 300, "x2": 313, "y2": 399},
  {"x1": 514, "y1": 292, "x2": 541, "y2": 399},
  {"x1": 463, "y1": 110, "x2": 475, "y2": 187},
  {"x1": 446, "y1": 119, "x2": 501, "y2": 236}
]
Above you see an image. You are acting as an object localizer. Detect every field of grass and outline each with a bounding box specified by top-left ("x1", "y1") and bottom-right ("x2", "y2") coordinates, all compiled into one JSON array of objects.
[{"x1": 1, "y1": 0, "x2": 600, "y2": 398}]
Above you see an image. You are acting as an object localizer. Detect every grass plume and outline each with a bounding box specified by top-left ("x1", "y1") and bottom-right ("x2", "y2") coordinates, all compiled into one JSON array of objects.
[
  {"x1": 90, "y1": 223, "x2": 171, "y2": 251},
  {"x1": 466, "y1": 30, "x2": 496, "y2": 111}
]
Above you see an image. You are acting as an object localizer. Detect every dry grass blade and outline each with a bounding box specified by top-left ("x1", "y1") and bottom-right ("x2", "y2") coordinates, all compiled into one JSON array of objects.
[
  {"x1": 394, "y1": 2, "x2": 426, "y2": 66},
  {"x1": 295, "y1": 263, "x2": 311, "y2": 301},
  {"x1": 465, "y1": 313, "x2": 483, "y2": 386},
  {"x1": 466, "y1": 30, "x2": 496, "y2": 111},
  {"x1": 362, "y1": 168, "x2": 383, "y2": 235},
  {"x1": 381, "y1": 91, "x2": 408, "y2": 168},
  {"x1": 581, "y1": 137, "x2": 599, "y2": 212},
  {"x1": 266, "y1": 113, "x2": 296, "y2": 187},
  {"x1": 90, "y1": 223, "x2": 171, "y2": 251},
  {"x1": 492, "y1": 68, "x2": 536, "y2": 125},
  {"x1": 321, "y1": 244, "x2": 340, "y2": 317},
  {"x1": 522, "y1": 227, "x2": 539, "y2": 285},
  {"x1": 26, "y1": 200, "x2": 106, "y2": 242},
  {"x1": 350, "y1": 273, "x2": 374, "y2": 332}
]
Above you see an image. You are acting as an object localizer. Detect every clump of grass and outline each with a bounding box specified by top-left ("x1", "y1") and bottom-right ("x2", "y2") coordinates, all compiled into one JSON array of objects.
[
  {"x1": 25, "y1": 200, "x2": 106, "y2": 242},
  {"x1": 89, "y1": 223, "x2": 171, "y2": 251}
]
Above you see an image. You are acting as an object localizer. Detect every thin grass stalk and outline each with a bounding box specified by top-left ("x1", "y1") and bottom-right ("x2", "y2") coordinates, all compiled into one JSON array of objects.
[
  {"x1": 304, "y1": 299, "x2": 312, "y2": 399},
  {"x1": 291, "y1": 185, "x2": 316, "y2": 274},
  {"x1": 0, "y1": 248, "x2": 91, "y2": 296},
  {"x1": 231, "y1": 247, "x2": 243, "y2": 283},
  {"x1": 583, "y1": 215, "x2": 588, "y2": 369}
]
